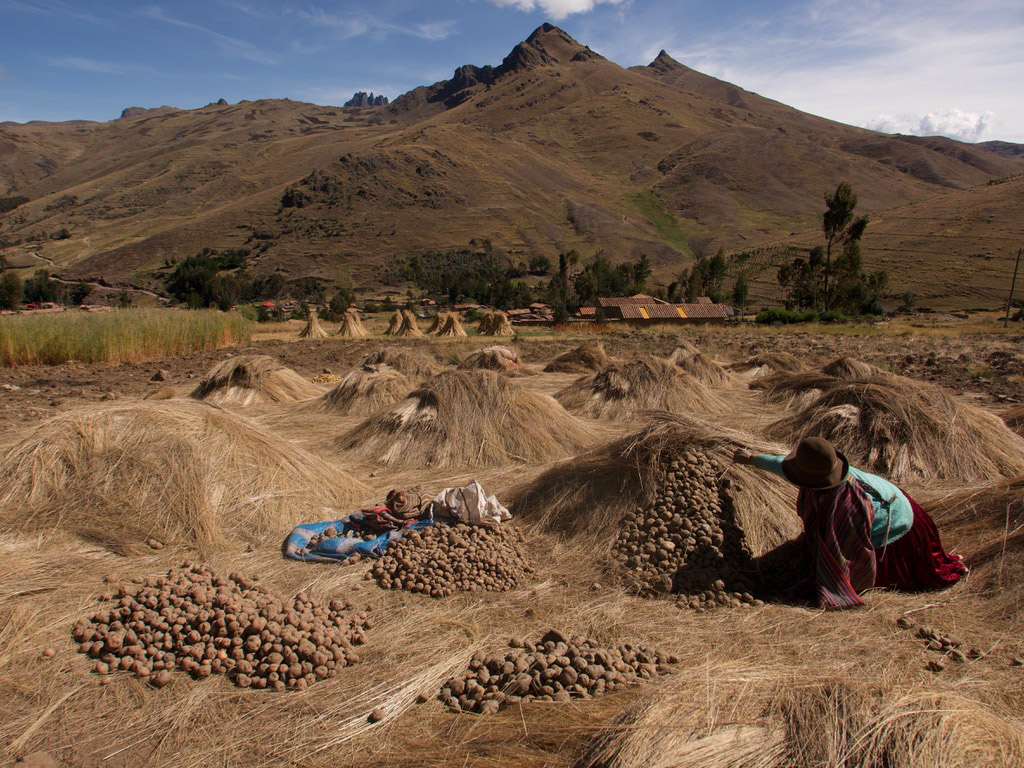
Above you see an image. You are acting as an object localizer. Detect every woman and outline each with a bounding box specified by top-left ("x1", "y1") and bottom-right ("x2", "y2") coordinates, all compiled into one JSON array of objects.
[{"x1": 734, "y1": 437, "x2": 966, "y2": 609}]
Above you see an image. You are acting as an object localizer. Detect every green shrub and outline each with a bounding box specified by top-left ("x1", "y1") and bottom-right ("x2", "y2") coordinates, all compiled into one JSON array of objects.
[{"x1": 755, "y1": 308, "x2": 820, "y2": 325}]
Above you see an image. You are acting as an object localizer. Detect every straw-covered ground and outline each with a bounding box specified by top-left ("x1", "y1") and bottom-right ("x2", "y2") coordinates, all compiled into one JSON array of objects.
[{"x1": 1, "y1": 321, "x2": 1023, "y2": 768}]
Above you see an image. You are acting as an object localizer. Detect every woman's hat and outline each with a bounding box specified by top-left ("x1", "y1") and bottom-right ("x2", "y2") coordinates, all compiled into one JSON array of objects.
[{"x1": 781, "y1": 437, "x2": 849, "y2": 489}]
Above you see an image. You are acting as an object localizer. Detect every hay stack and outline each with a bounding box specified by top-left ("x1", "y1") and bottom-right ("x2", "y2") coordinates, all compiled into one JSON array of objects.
[
  {"x1": 362, "y1": 347, "x2": 443, "y2": 380},
  {"x1": 556, "y1": 356, "x2": 726, "y2": 420},
  {"x1": 337, "y1": 309, "x2": 369, "y2": 338},
  {"x1": 458, "y1": 345, "x2": 521, "y2": 372},
  {"x1": 822, "y1": 356, "x2": 881, "y2": 379},
  {"x1": 667, "y1": 347, "x2": 733, "y2": 387},
  {"x1": 338, "y1": 370, "x2": 596, "y2": 468},
  {"x1": 0, "y1": 400, "x2": 365, "y2": 552},
  {"x1": 384, "y1": 310, "x2": 403, "y2": 336},
  {"x1": 489, "y1": 311, "x2": 515, "y2": 337},
  {"x1": 437, "y1": 313, "x2": 468, "y2": 338},
  {"x1": 1002, "y1": 405, "x2": 1024, "y2": 437},
  {"x1": 769, "y1": 378, "x2": 1024, "y2": 483},
  {"x1": 476, "y1": 312, "x2": 495, "y2": 334},
  {"x1": 426, "y1": 313, "x2": 445, "y2": 334},
  {"x1": 577, "y1": 675, "x2": 1024, "y2": 768},
  {"x1": 393, "y1": 309, "x2": 424, "y2": 337},
  {"x1": 728, "y1": 351, "x2": 805, "y2": 377},
  {"x1": 306, "y1": 363, "x2": 412, "y2": 416},
  {"x1": 544, "y1": 341, "x2": 610, "y2": 374},
  {"x1": 297, "y1": 308, "x2": 328, "y2": 339},
  {"x1": 190, "y1": 354, "x2": 323, "y2": 406}
]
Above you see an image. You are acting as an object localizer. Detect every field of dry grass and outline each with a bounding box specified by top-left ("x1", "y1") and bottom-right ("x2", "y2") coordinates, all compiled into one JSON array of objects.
[{"x1": 1, "y1": 322, "x2": 1023, "y2": 767}]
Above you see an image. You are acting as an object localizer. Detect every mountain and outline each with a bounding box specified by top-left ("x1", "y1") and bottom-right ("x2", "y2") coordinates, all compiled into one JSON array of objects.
[{"x1": 0, "y1": 24, "x2": 1021, "y2": 305}]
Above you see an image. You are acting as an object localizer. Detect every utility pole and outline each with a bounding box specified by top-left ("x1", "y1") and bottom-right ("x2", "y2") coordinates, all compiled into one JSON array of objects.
[{"x1": 1006, "y1": 248, "x2": 1022, "y2": 328}]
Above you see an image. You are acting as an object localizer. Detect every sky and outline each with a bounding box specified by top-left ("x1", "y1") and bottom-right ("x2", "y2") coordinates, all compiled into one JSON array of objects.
[{"x1": 1, "y1": 0, "x2": 1022, "y2": 143}]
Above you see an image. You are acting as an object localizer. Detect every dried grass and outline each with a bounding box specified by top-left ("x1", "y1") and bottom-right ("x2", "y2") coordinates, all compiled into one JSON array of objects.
[
  {"x1": 822, "y1": 356, "x2": 882, "y2": 379},
  {"x1": 728, "y1": 351, "x2": 805, "y2": 378},
  {"x1": 459, "y1": 345, "x2": 521, "y2": 372},
  {"x1": 395, "y1": 310, "x2": 424, "y2": 337},
  {"x1": 1002, "y1": 405, "x2": 1024, "y2": 437},
  {"x1": 556, "y1": 356, "x2": 727, "y2": 420},
  {"x1": 337, "y1": 310, "x2": 369, "y2": 339},
  {"x1": 511, "y1": 411, "x2": 800, "y2": 556},
  {"x1": 384, "y1": 310, "x2": 403, "y2": 336},
  {"x1": 667, "y1": 347, "x2": 734, "y2": 387},
  {"x1": 337, "y1": 370, "x2": 597, "y2": 468},
  {"x1": 768, "y1": 377, "x2": 1024, "y2": 483},
  {"x1": 298, "y1": 309, "x2": 329, "y2": 339},
  {"x1": 0, "y1": 400, "x2": 365, "y2": 553},
  {"x1": 476, "y1": 312, "x2": 496, "y2": 334},
  {"x1": 437, "y1": 314, "x2": 468, "y2": 338},
  {"x1": 361, "y1": 347, "x2": 443, "y2": 380},
  {"x1": 190, "y1": 354, "x2": 324, "y2": 406},
  {"x1": 489, "y1": 312, "x2": 516, "y2": 337},
  {"x1": 426, "y1": 313, "x2": 446, "y2": 334},
  {"x1": 305, "y1": 364, "x2": 413, "y2": 416},
  {"x1": 544, "y1": 342, "x2": 610, "y2": 374}
]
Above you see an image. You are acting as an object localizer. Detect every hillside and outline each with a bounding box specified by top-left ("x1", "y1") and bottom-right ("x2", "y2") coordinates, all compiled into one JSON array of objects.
[{"x1": 1, "y1": 24, "x2": 1022, "y2": 305}]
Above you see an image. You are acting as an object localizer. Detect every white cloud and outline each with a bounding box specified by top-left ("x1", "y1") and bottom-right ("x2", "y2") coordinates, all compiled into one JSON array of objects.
[
  {"x1": 140, "y1": 5, "x2": 276, "y2": 64},
  {"x1": 491, "y1": 0, "x2": 623, "y2": 21},
  {"x1": 0, "y1": 64, "x2": 14, "y2": 83},
  {"x1": 288, "y1": 8, "x2": 455, "y2": 41},
  {"x1": 40, "y1": 55, "x2": 124, "y2": 74},
  {"x1": 865, "y1": 109, "x2": 996, "y2": 143}
]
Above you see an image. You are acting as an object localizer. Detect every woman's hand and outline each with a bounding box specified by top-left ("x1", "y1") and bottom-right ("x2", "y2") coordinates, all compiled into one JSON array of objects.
[{"x1": 733, "y1": 448, "x2": 756, "y2": 465}]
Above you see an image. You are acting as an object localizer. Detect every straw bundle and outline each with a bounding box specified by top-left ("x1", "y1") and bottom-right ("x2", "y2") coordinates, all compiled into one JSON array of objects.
[
  {"x1": 437, "y1": 313, "x2": 468, "y2": 337},
  {"x1": 511, "y1": 411, "x2": 800, "y2": 555},
  {"x1": 556, "y1": 356, "x2": 727, "y2": 420},
  {"x1": 384, "y1": 309, "x2": 403, "y2": 336},
  {"x1": 426, "y1": 313, "x2": 445, "y2": 334},
  {"x1": 0, "y1": 400, "x2": 365, "y2": 552},
  {"x1": 1002, "y1": 405, "x2": 1024, "y2": 437},
  {"x1": 361, "y1": 347, "x2": 443, "y2": 380},
  {"x1": 190, "y1": 354, "x2": 324, "y2": 406},
  {"x1": 458, "y1": 345, "x2": 521, "y2": 372},
  {"x1": 306, "y1": 363, "x2": 412, "y2": 416},
  {"x1": 297, "y1": 308, "x2": 328, "y2": 339},
  {"x1": 544, "y1": 341, "x2": 610, "y2": 373},
  {"x1": 337, "y1": 370, "x2": 596, "y2": 468},
  {"x1": 769, "y1": 377, "x2": 1024, "y2": 483},
  {"x1": 578, "y1": 675, "x2": 1024, "y2": 768},
  {"x1": 489, "y1": 311, "x2": 515, "y2": 336},
  {"x1": 394, "y1": 309, "x2": 423, "y2": 337},
  {"x1": 337, "y1": 309, "x2": 369, "y2": 338},
  {"x1": 728, "y1": 351, "x2": 805, "y2": 378},
  {"x1": 822, "y1": 355, "x2": 882, "y2": 379},
  {"x1": 476, "y1": 312, "x2": 495, "y2": 334},
  {"x1": 667, "y1": 347, "x2": 734, "y2": 387}
]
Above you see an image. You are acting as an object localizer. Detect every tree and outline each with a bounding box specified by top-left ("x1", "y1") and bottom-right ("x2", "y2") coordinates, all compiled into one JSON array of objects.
[
  {"x1": 776, "y1": 263, "x2": 793, "y2": 306},
  {"x1": 23, "y1": 269, "x2": 57, "y2": 304},
  {"x1": 633, "y1": 253, "x2": 652, "y2": 291},
  {"x1": 0, "y1": 271, "x2": 22, "y2": 310},
  {"x1": 822, "y1": 182, "x2": 868, "y2": 311},
  {"x1": 69, "y1": 282, "x2": 92, "y2": 306},
  {"x1": 731, "y1": 274, "x2": 749, "y2": 314},
  {"x1": 528, "y1": 255, "x2": 552, "y2": 276}
]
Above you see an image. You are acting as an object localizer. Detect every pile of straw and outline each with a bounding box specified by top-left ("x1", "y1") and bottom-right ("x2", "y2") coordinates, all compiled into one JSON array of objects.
[
  {"x1": 476, "y1": 312, "x2": 495, "y2": 334},
  {"x1": 667, "y1": 347, "x2": 733, "y2": 387},
  {"x1": 728, "y1": 351, "x2": 805, "y2": 377},
  {"x1": 556, "y1": 356, "x2": 726, "y2": 420},
  {"x1": 458, "y1": 345, "x2": 521, "y2": 372},
  {"x1": 1002, "y1": 405, "x2": 1024, "y2": 437},
  {"x1": 384, "y1": 310, "x2": 403, "y2": 336},
  {"x1": 769, "y1": 377, "x2": 1024, "y2": 483},
  {"x1": 436, "y1": 313, "x2": 468, "y2": 337},
  {"x1": 544, "y1": 341, "x2": 610, "y2": 373},
  {"x1": 577, "y1": 675, "x2": 1024, "y2": 768},
  {"x1": 426, "y1": 313, "x2": 446, "y2": 334},
  {"x1": 361, "y1": 347, "x2": 443, "y2": 379},
  {"x1": 0, "y1": 400, "x2": 364, "y2": 552},
  {"x1": 394, "y1": 310, "x2": 423, "y2": 337},
  {"x1": 337, "y1": 309, "x2": 368, "y2": 338},
  {"x1": 822, "y1": 356, "x2": 882, "y2": 379},
  {"x1": 297, "y1": 308, "x2": 328, "y2": 339},
  {"x1": 306, "y1": 363, "x2": 412, "y2": 416},
  {"x1": 485, "y1": 311, "x2": 515, "y2": 336},
  {"x1": 511, "y1": 411, "x2": 799, "y2": 555},
  {"x1": 337, "y1": 370, "x2": 596, "y2": 467},
  {"x1": 189, "y1": 354, "x2": 323, "y2": 406}
]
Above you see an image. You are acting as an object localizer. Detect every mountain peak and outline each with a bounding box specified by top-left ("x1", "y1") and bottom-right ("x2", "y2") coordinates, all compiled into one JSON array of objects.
[
  {"x1": 649, "y1": 50, "x2": 686, "y2": 72},
  {"x1": 501, "y1": 23, "x2": 600, "y2": 72}
]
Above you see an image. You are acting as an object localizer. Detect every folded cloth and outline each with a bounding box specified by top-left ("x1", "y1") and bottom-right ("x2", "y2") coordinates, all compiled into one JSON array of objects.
[
  {"x1": 284, "y1": 515, "x2": 434, "y2": 563},
  {"x1": 385, "y1": 488, "x2": 433, "y2": 520},
  {"x1": 427, "y1": 480, "x2": 511, "y2": 527}
]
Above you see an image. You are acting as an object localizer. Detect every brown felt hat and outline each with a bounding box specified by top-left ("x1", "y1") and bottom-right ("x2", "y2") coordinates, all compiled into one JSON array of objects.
[{"x1": 781, "y1": 436, "x2": 849, "y2": 489}]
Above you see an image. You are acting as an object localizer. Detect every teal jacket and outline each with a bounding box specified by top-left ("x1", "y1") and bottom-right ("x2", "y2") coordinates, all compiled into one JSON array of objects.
[{"x1": 753, "y1": 454, "x2": 913, "y2": 548}]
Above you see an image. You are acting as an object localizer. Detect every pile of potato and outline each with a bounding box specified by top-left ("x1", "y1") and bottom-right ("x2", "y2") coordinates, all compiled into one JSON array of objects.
[
  {"x1": 612, "y1": 451, "x2": 760, "y2": 610},
  {"x1": 896, "y1": 617, "x2": 983, "y2": 671},
  {"x1": 73, "y1": 562, "x2": 374, "y2": 691},
  {"x1": 439, "y1": 630, "x2": 678, "y2": 714},
  {"x1": 369, "y1": 523, "x2": 534, "y2": 597}
]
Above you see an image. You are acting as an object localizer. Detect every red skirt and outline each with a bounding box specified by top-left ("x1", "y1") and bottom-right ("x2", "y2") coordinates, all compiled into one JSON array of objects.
[{"x1": 874, "y1": 492, "x2": 967, "y2": 591}]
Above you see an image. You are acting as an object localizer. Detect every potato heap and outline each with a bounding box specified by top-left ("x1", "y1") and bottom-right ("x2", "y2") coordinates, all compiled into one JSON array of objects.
[
  {"x1": 73, "y1": 562, "x2": 373, "y2": 691},
  {"x1": 439, "y1": 630, "x2": 678, "y2": 714},
  {"x1": 612, "y1": 451, "x2": 759, "y2": 610},
  {"x1": 895, "y1": 617, "x2": 983, "y2": 671},
  {"x1": 369, "y1": 523, "x2": 534, "y2": 597}
]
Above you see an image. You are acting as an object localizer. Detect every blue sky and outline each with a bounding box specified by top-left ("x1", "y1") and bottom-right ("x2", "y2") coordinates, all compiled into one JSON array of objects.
[{"x1": 1, "y1": 0, "x2": 1022, "y2": 142}]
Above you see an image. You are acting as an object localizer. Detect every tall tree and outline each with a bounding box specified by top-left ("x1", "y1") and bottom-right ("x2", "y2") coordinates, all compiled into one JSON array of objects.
[
  {"x1": 731, "y1": 274, "x2": 749, "y2": 314},
  {"x1": 822, "y1": 182, "x2": 868, "y2": 311},
  {"x1": 0, "y1": 271, "x2": 22, "y2": 310}
]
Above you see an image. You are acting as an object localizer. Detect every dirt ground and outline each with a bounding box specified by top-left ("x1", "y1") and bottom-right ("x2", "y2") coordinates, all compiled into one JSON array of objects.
[{"x1": 1, "y1": 321, "x2": 1023, "y2": 768}]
